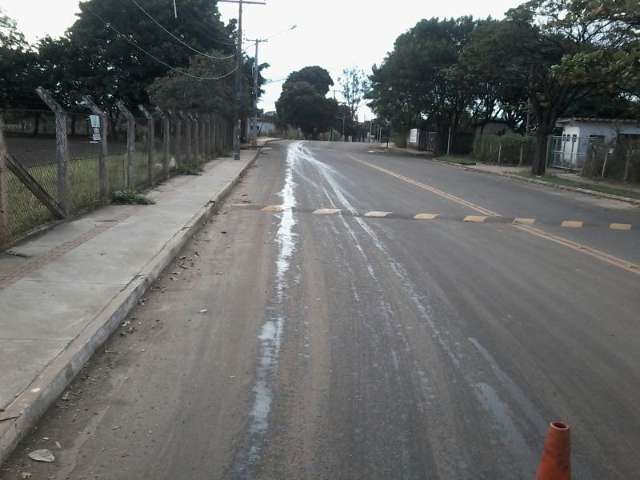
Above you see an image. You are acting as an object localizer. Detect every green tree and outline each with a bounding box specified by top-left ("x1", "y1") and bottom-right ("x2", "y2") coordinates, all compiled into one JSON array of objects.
[
  {"x1": 63, "y1": 0, "x2": 236, "y2": 113},
  {"x1": 276, "y1": 79, "x2": 338, "y2": 139},
  {"x1": 0, "y1": 9, "x2": 38, "y2": 109},
  {"x1": 285, "y1": 66, "x2": 334, "y2": 96},
  {"x1": 458, "y1": 19, "x2": 529, "y2": 133},
  {"x1": 148, "y1": 54, "x2": 268, "y2": 121},
  {"x1": 368, "y1": 17, "x2": 479, "y2": 149},
  {"x1": 502, "y1": 0, "x2": 640, "y2": 174},
  {"x1": 338, "y1": 67, "x2": 369, "y2": 121}
]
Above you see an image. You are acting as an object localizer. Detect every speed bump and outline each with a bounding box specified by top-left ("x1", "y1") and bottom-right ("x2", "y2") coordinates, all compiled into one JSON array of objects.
[
  {"x1": 414, "y1": 213, "x2": 439, "y2": 220},
  {"x1": 464, "y1": 215, "x2": 488, "y2": 223},
  {"x1": 561, "y1": 220, "x2": 584, "y2": 228}
]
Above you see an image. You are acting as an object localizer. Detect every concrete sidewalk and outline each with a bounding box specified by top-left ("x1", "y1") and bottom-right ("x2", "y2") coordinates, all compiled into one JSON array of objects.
[{"x1": 0, "y1": 145, "x2": 266, "y2": 463}]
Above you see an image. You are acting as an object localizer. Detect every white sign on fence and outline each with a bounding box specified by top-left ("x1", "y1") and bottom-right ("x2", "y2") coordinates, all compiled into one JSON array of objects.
[
  {"x1": 89, "y1": 115, "x2": 101, "y2": 143},
  {"x1": 409, "y1": 128, "x2": 418, "y2": 144}
]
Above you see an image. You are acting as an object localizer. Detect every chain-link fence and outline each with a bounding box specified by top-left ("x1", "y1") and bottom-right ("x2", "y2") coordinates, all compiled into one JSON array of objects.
[
  {"x1": 581, "y1": 137, "x2": 640, "y2": 182},
  {"x1": 1, "y1": 90, "x2": 233, "y2": 247},
  {"x1": 473, "y1": 134, "x2": 537, "y2": 165},
  {"x1": 2, "y1": 109, "x2": 60, "y2": 237}
]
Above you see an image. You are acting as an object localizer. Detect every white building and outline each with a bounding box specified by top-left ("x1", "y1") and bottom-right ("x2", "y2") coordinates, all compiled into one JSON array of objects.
[
  {"x1": 553, "y1": 118, "x2": 640, "y2": 169},
  {"x1": 256, "y1": 119, "x2": 277, "y2": 136}
]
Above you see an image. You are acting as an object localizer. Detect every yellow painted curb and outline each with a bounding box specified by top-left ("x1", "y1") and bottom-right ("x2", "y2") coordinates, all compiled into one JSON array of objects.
[{"x1": 513, "y1": 218, "x2": 536, "y2": 225}]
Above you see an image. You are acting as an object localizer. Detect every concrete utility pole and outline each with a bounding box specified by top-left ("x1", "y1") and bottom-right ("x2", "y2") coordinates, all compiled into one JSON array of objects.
[
  {"x1": 220, "y1": 0, "x2": 265, "y2": 160},
  {"x1": 246, "y1": 38, "x2": 268, "y2": 146}
]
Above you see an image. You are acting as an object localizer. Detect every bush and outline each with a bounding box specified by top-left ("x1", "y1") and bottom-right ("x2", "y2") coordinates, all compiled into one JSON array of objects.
[
  {"x1": 174, "y1": 164, "x2": 203, "y2": 176},
  {"x1": 111, "y1": 190, "x2": 155, "y2": 205}
]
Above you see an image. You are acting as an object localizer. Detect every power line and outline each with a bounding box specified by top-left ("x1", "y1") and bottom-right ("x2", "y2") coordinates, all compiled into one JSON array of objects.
[
  {"x1": 127, "y1": 0, "x2": 235, "y2": 61},
  {"x1": 85, "y1": 7, "x2": 238, "y2": 81}
]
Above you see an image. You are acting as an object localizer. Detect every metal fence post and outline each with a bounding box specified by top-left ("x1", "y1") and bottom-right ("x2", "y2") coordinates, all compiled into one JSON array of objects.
[
  {"x1": 36, "y1": 87, "x2": 71, "y2": 216},
  {"x1": 156, "y1": 107, "x2": 171, "y2": 179},
  {"x1": 0, "y1": 116, "x2": 9, "y2": 245},
  {"x1": 139, "y1": 105, "x2": 154, "y2": 186},
  {"x1": 116, "y1": 101, "x2": 136, "y2": 189},
  {"x1": 83, "y1": 96, "x2": 109, "y2": 203}
]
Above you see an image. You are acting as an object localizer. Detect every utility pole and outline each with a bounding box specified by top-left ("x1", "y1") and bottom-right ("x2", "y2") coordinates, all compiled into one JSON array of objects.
[
  {"x1": 246, "y1": 38, "x2": 268, "y2": 146},
  {"x1": 220, "y1": 0, "x2": 265, "y2": 159}
]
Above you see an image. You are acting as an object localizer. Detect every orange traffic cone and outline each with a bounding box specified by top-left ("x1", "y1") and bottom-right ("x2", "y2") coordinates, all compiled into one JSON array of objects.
[{"x1": 535, "y1": 421, "x2": 571, "y2": 480}]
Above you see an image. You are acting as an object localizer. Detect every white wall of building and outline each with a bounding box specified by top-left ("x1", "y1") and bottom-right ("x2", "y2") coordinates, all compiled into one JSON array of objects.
[{"x1": 556, "y1": 120, "x2": 640, "y2": 168}]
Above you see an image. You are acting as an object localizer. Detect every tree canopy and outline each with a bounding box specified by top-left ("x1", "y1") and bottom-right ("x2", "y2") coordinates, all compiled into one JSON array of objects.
[
  {"x1": 368, "y1": 1, "x2": 640, "y2": 173},
  {"x1": 285, "y1": 66, "x2": 334, "y2": 96},
  {"x1": 276, "y1": 67, "x2": 338, "y2": 138},
  {"x1": 338, "y1": 67, "x2": 369, "y2": 121},
  {"x1": 0, "y1": 0, "x2": 262, "y2": 123}
]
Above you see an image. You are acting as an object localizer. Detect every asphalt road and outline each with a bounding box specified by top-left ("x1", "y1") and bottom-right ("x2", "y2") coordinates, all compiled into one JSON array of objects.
[{"x1": 2, "y1": 141, "x2": 639, "y2": 479}]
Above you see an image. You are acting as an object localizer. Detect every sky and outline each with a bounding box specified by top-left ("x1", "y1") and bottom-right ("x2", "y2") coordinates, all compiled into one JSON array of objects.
[{"x1": 2, "y1": 0, "x2": 522, "y2": 120}]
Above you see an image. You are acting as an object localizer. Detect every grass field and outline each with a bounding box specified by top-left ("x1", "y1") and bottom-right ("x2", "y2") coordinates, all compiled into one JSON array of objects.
[{"x1": 6, "y1": 144, "x2": 224, "y2": 242}]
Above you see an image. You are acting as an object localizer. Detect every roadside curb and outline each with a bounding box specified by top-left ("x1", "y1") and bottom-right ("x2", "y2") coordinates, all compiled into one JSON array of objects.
[
  {"x1": 456, "y1": 164, "x2": 640, "y2": 206},
  {"x1": 0, "y1": 146, "x2": 264, "y2": 466},
  {"x1": 495, "y1": 172, "x2": 640, "y2": 206},
  {"x1": 382, "y1": 146, "x2": 640, "y2": 206}
]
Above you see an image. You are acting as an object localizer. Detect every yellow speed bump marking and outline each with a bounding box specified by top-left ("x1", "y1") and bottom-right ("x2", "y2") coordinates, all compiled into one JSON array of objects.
[
  {"x1": 464, "y1": 215, "x2": 488, "y2": 223},
  {"x1": 513, "y1": 218, "x2": 536, "y2": 225},
  {"x1": 610, "y1": 223, "x2": 632, "y2": 231},
  {"x1": 313, "y1": 208, "x2": 342, "y2": 215},
  {"x1": 561, "y1": 220, "x2": 584, "y2": 229},
  {"x1": 364, "y1": 211, "x2": 392, "y2": 218},
  {"x1": 261, "y1": 205, "x2": 286, "y2": 213},
  {"x1": 414, "y1": 213, "x2": 440, "y2": 220},
  {"x1": 348, "y1": 155, "x2": 639, "y2": 275}
]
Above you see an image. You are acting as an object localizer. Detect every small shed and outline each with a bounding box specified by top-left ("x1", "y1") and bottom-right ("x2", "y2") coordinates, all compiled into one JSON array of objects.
[{"x1": 553, "y1": 118, "x2": 640, "y2": 169}]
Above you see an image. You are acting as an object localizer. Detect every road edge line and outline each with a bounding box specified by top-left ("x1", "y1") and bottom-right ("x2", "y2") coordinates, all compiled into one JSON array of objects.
[
  {"x1": 350, "y1": 154, "x2": 639, "y2": 275},
  {"x1": 0, "y1": 147, "x2": 264, "y2": 466}
]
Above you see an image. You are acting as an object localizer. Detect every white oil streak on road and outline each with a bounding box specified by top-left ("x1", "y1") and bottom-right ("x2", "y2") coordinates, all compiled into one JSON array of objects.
[
  {"x1": 233, "y1": 142, "x2": 300, "y2": 479},
  {"x1": 296, "y1": 143, "x2": 552, "y2": 478}
]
